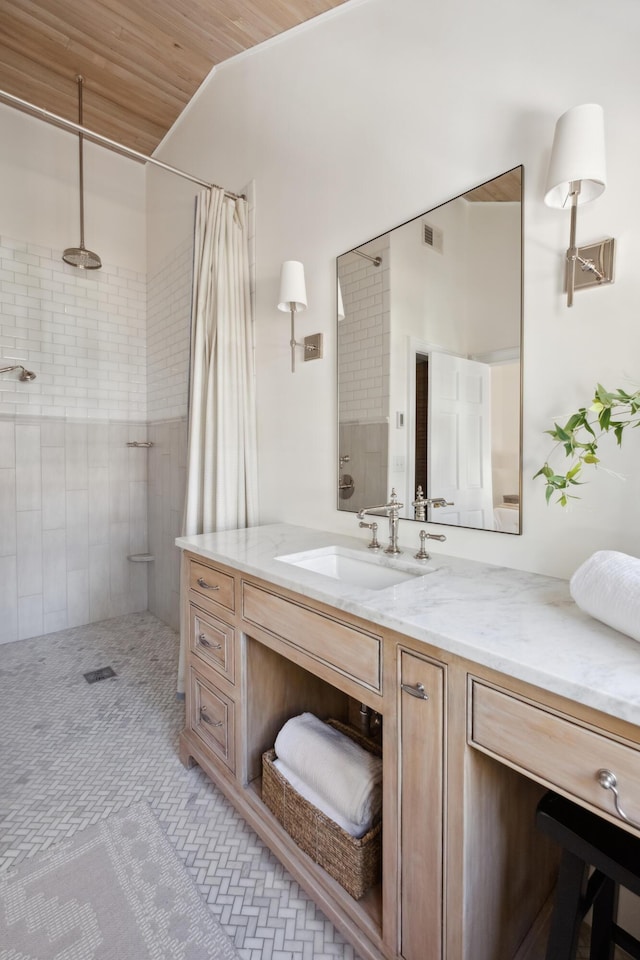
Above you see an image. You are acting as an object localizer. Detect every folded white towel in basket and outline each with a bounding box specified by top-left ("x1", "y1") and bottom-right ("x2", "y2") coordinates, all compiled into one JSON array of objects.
[
  {"x1": 274, "y1": 713, "x2": 382, "y2": 828},
  {"x1": 570, "y1": 550, "x2": 640, "y2": 643},
  {"x1": 272, "y1": 759, "x2": 373, "y2": 838}
]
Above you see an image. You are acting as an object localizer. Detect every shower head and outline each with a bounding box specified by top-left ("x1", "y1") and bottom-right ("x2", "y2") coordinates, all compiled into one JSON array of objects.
[
  {"x1": 63, "y1": 76, "x2": 102, "y2": 271},
  {"x1": 62, "y1": 245, "x2": 102, "y2": 270},
  {"x1": 0, "y1": 364, "x2": 37, "y2": 381}
]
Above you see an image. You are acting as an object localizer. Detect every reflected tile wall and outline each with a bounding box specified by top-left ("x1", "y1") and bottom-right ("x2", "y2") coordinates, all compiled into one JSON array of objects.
[
  {"x1": 338, "y1": 420, "x2": 389, "y2": 516},
  {"x1": 0, "y1": 417, "x2": 148, "y2": 644}
]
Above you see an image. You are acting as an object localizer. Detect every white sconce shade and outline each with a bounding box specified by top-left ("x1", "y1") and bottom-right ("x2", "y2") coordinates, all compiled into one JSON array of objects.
[
  {"x1": 544, "y1": 103, "x2": 606, "y2": 209},
  {"x1": 337, "y1": 278, "x2": 345, "y2": 321},
  {"x1": 278, "y1": 260, "x2": 307, "y2": 313},
  {"x1": 544, "y1": 103, "x2": 614, "y2": 307}
]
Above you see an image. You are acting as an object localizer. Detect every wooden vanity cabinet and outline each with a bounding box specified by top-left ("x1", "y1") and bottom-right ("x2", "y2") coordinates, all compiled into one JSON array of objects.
[
  {"x1": 469, "y1": 678, "x2": 640, "y2": 835},
  {"x1": 179, "y1": 551, "x2": 451, "y2": 960},
  {"x1": 398, "y1": 649, "x2": 445, "y2": 960},
  {"x1": 179, "y1": 549, "x2": 607, "y2": 960},
  {"x1": 180, "y1": 558, "x2": 241, "y2": 781}
]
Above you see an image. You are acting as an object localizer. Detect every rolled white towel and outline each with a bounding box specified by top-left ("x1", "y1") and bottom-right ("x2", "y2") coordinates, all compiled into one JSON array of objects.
[
  {"x1": 570, "y1": 550, "x2": 640, "y2": 643},
  {"x1": 273, "y1": 759, "x2": 373, "y2": 838},
  {"x1": 274, "y1": 713, "x2": 382, "y2": 827}
]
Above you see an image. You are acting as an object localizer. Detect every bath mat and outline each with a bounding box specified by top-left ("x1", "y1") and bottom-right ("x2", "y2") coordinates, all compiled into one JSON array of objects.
[{"x1": 0, "y1": 802, "x2": 240, "y2": 960}]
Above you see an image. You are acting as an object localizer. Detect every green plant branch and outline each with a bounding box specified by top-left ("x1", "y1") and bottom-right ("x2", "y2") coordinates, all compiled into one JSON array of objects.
[{"x1": 535, "y1": 383, "x2": 640, "y2": 506}]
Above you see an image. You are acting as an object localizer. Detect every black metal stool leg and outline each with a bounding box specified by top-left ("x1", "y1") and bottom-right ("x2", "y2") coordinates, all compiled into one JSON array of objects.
[
  {"x1": 546, "y1": 850, "x2": 588, "y2": 960},
  {"x1": 589, "y1": 875, "x2": 618, "y2": 960}
]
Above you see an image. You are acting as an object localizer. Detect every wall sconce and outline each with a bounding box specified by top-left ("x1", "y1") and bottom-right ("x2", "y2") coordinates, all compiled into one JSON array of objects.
[
  {"x1": 277, "y1": 260, "x2": 323, "y2": 372},
  {"x1": 544, "y1": 103, "x2": 615, "y2": 307}
]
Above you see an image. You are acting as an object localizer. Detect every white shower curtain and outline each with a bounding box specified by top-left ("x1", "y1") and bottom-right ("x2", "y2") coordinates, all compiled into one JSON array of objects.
[{"x1": 178, "y1": 186, "x2": 259, "y2": 694}]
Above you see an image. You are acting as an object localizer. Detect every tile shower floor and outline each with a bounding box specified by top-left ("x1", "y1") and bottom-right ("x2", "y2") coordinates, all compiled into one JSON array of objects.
[
  {"x1": 0, "y1": 612, "x2": 361, "y2": 960},
  {"x1": 0, "y1": 611, "x2": 614, "y2": 960}
]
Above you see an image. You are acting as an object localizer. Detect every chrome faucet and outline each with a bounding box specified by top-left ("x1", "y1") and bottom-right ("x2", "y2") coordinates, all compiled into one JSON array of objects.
[
  {"x1": 357, "y1": 489, "x2": 404, "y2": 555},
  {"x1": 412, "y1": 486, "x2": 455, "y2": 519}
]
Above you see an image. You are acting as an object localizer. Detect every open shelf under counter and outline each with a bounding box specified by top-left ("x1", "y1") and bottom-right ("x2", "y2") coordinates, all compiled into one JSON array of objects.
[{"x1": 243, "y1": 775, "x2": 384, "y2": 946}]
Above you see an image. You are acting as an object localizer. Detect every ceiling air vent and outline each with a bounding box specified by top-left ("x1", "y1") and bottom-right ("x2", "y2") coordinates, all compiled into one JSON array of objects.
[{"x1": 422, "y1": 220, "x2": 443, "y2": 254}]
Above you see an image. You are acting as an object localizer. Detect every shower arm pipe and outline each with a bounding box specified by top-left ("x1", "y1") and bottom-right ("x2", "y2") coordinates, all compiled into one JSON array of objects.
[
  {"x1": 0, "y1": 89, "x2": 243, "y2": 200},
  {"x1": 354, "y1": 250, "x2": 382, "y2": 266},
  {"x1": 77, "y1": 78, "x2": 86, "y2": 250}
]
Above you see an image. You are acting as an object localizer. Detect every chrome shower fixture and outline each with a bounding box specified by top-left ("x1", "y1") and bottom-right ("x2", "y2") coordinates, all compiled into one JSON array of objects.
[
  {"x1": 354, "y1": 250, "x2": 382, "y2": 266},
  {"x1": 0, "y1": 364, "x2": 36, "y2": 381},
  {"x1": 63, "y1": 75, "x2": 102, "y2": 270}
]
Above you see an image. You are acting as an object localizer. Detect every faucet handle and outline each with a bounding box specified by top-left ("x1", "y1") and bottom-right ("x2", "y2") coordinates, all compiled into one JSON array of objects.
[
  {"x1": 359, "y1": 520, "x2": 381, "y2": 550},
  {"x1": 415, "y1": 529, "x2": 446, "y2": 561}
]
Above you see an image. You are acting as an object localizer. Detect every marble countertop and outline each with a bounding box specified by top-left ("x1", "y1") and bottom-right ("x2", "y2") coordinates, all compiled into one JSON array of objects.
[{"x1": 176, "y1": 524, "x2": 640, "y2": 728}]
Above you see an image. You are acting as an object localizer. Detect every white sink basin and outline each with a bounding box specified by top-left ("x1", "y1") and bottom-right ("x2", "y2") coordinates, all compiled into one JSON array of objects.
[{"x1": 276, "y1": 545, "x2": 433, "y2": 590}]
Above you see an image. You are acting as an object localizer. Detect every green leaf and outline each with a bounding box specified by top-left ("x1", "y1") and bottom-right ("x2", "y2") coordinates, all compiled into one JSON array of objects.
[
  {"x1": 554, "y1": 423, "x2": 572, "y2": 442},
  {"x1": 582, "y1": 454, "x2": 600, "y2": 464},
  {"x1": 596, "y1": 383, "x2": 615, "y2": 406},
  {"x1": 599, "y1": 407, "x2": 612, "y2": 431},
  {"x1": 566, "y1": 412, "x2": 585, "y2": 431}
]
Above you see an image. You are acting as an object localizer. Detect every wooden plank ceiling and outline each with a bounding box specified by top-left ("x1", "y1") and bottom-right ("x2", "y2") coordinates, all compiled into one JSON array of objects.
[
  {"x1": 0, "y1": 0, "x2": 349, "y2": 156},
  {"x1": 465, "y1": 167, "x2": 521, "y2": 203}
]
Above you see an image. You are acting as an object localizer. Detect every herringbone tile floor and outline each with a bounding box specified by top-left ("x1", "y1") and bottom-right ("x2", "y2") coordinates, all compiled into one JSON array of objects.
[{"x1": 0, "y1": 612, "x2": 362, "y2": 960}]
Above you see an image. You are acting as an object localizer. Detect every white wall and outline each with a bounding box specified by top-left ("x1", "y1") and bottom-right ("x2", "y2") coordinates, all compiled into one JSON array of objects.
[
  {"x1": 0, "y1": 105, "x2": 146, "y2": 273},
  {"x1": 149, "y1": 0, "x2": 640, "y2": 581}
]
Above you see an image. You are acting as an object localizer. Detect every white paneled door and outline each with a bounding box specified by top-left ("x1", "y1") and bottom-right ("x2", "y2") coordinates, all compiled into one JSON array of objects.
[{"x1": 427, "y1": 352, "x2": 493, "y2": 528}]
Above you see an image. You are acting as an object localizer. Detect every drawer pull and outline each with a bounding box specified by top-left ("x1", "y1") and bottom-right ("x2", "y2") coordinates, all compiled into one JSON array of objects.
[
  {"x1": 200, "y1": 707, "x2": 223, "y2": 728},
  {"x1": 401, "y1": 682, "x2": 429, "y2": 701},
  {"x1": 198, "y1": 634, "x2": 222, "y2": 650},
  {"x1": 597, "y1": 769, "x2": 640, "y2": 829},
  {"x1": 196, "y1": 577, "x2": 220, "y2": 591}
]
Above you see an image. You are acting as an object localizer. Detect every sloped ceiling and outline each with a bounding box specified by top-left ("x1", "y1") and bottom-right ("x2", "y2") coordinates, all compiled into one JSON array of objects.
[{"x1": 0, "y1": 0, "x2": 349, "y2": 155}]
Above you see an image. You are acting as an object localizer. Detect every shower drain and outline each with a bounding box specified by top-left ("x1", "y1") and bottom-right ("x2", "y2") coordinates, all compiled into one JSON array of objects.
[{"x1": 83, "y1": 666, "x2": 117, "y2": 684}]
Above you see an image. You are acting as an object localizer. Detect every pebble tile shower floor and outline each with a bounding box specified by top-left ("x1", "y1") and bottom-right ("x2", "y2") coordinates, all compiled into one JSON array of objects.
[{"x1": 0, "y1": 612, "x2": 362, "y2": 960}]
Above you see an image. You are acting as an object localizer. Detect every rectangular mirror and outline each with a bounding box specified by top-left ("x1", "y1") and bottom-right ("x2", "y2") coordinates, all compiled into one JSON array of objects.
[{"x1": 337, "y1": 166, "x2": 523, "y2": 534}]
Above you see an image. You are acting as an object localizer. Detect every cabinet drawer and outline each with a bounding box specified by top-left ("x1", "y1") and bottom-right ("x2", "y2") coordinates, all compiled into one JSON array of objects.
[
  {"x1": 189, "y1": 668, "x2": 235, "y2": 772},
  {"x1": 242, "y1": 583, "x2": 381, "y2": 691},
  {"x1": 189, "y1": 559, "x2": 235, "y2": 612},
  {"x1": 190, "y1": 605, "x2": 235, "y2": 684},
  {"x1": 470, "y1": 680, "x2": 640, "y2": 829}
]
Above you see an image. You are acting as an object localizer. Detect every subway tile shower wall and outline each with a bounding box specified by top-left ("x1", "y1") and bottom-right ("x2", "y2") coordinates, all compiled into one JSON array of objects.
[
  {"x1": 0, "y1": 236, "x2": 146, "y2": 420},
  {"x1": 0, "y1": 236, "x2": 149, "y2": 643},
  {"x1": 147, "y1": 235, "x2": 192, "y2": 423}
]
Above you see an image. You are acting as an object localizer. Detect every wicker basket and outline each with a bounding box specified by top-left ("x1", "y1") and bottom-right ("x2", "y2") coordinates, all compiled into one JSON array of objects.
[{"x1": 261, "y1": 719, "x2": 382, "y2": 900}]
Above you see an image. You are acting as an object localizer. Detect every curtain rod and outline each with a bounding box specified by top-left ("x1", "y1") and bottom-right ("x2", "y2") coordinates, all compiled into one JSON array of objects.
[{"x1": 0, "y1": 89, "x2": 243, "y2": 200}]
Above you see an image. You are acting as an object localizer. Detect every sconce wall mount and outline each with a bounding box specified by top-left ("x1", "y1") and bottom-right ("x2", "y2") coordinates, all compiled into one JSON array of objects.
[{"x1": 545, "y1": 103, "x2": 615, "y2": 307}]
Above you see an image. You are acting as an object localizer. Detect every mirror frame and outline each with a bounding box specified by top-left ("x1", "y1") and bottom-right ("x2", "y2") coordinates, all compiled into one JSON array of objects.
[{"x1": 336, "y1": 165, "x2": 524, "y2": 535}]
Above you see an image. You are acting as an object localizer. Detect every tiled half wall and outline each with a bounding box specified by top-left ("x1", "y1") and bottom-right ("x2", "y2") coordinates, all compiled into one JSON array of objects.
[{"x1": 0, "y1": 418, "x2": 149, "y2": 643}]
